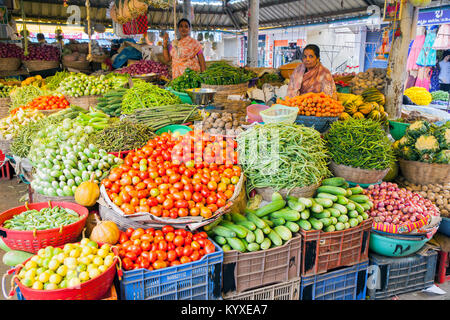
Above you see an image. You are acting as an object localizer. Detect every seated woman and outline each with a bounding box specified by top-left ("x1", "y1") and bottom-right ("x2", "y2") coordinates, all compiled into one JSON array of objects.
[
  {"x1": 162, "y1": 18, "x2": 206, "y2": 79},
  {"x1": 287, "y1": 44, "x2": 337, "y2": 100}
]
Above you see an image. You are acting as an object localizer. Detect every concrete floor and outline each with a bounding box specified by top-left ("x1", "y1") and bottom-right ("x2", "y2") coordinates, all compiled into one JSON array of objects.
[{"x1": 0, "y1": 178, "x2": 449, "y2": 301}]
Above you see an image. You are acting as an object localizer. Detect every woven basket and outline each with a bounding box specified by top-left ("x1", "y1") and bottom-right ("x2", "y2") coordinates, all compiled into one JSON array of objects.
[
  {"x1": 62, "y1": 59, "x2": 90, "y2": 70},
  {"x1": 279, "y1": 62, "x2": 300, "y2": 80},
  {"x1": 65, "y1": 95, "x2": 101, "y2": 110},
  {"x1": 399, "y1": 158, "x2": 450, "y2": 185},
  {"x1": 31, "y1": 189, "x2": 77, "y2": 204},
  {"x1": 23, "y1": 60, "x2": 60, "y2": 71},
  {"x1": 0, "y1": 58, "x2": 21, "y2": 71},
  {"x1": 38, "y1": 109, "x2": 65, "y2": 116},
  {"x1": 0, "y1": 139, "x2": 12, "y2": 154},
  {"x1": 202, "y1": 82, "x2": 249, "y2": 106},
  {"x1": 255, "y1": 183, "x2": 320, "y2": 202},
  {"x1": 329, "y1": 160, "x2": 390, "y2": 184},
  {"x1": 0, "y1": 98, "x2": 11, "y2": 119},
  {"x1": 91, "y1": 54, "x2": 108, "y2": 63}
]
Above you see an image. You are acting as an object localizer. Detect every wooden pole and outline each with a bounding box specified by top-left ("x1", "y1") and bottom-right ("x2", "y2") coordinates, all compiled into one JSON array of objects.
[
  {"x1": 384, "y1": 1, "x2": 418, "y2": 119},
  {"x1": 247, "y1": 0, "x2": 259, "y2": 67}
]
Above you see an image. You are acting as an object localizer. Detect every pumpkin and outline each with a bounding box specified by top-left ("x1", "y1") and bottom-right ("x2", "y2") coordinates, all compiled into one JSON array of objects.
[
  {"x1": 344, "y1": 103, "x2": 358, "y2": 115},
  {"x1": 352, "y1": 112, "x2": 365, "y2": 119},
  {"x1": 368, "y1": 110, "x2": 381, "y2": 121},
  {"x1": 339, "y1": 112, "x2": 351, "y2": 121},
  {"x1": 358, "y1": 103, "x2": 373, "y2": 115},
  {"x1": 90, "y1": 215, "x2": 120, "y2": 245},
  {"x1": 74, "y1": 174, "x2": 100, "y2": 207}
]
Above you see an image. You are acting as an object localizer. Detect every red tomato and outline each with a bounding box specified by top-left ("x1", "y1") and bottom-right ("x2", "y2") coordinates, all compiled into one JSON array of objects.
[
  {"x1": 162, "y1": 225, "x2": 175, "y2": 234},
  {"x1": 128, "y1": 245, "x2": 142, "y2": 257},
  {"x1": 119, "y1": 233, "x2": 129, "y2": 244},
  {"x1": 182, "y1": 245, "x2": 193, "y2": 257},
  {"x1": 173, "y1": 235, "x2": 185, "y2": 247},
  {"x1": 150, "y1": 206, "x2": 162, "y2": 217},
  {"x1": 139, "y1": 258, "x2": 150, "y2": 269},
  {"x1": 153, "y1": 260, "x2": 167, "y2": 270},
  {"x1": 141, "y1": 251, "x2": 150, "y2": 261},
  {"x1": 122, "y1": 257, "x2": 134, "y2": 271},
  {"x1": 175, "y1": 246, "x2": 184, "y2": 257},
  {"x1": 157, "y1": 250, "x2": 167, "y2": 261},
  {"x1": 206, "y1": 195, "x2": 217, "y2": 205},
  {"x1": 180, "y1": 256, "x2": 192, "y2": 264},
  {"x1": 131, "y1": 228, "x2": 145, "y2": 240},
  {"x1": 191, "y1": 241, "x2": 201, "y2": 251},
  {"x1": 141, "y1": 240, "x2": 151, "y2": 251},
  {"x1": 190, "y1": 250, "x2": 201, "y2": 261},
  {"x1": 165, "y1": 232, "x2": 175, "y2": 242},
  {"x1": 148, "y1": 251, "x2": 157, "y2": 263},
  {"x1": 192, "y1": 192, "x2": 203, "y2": 203},
  {"x1": 125, "y1": 251, "x2": 137, "y2": 261},
  {"x1": 158, "y1": 240, "x2": 168, "y2": 251},
  {"x1": 205, "y1": 243, "x2": 216, "y2": 254},
  {"x1": 167, "y1": 242, "x2": 175, "y2": 251},
  {"x1": 145, "y1": 228, "x2": 155, "y2": 235},
  {"x1": 141, "y1": 233, "x2": 153, "y2": 242},
  {"x1": 162, "y1": 198, "x2": 174, "y2": 210},
  {"x1": 125, "y1": 228, "x2": 134, "y2": 238}
]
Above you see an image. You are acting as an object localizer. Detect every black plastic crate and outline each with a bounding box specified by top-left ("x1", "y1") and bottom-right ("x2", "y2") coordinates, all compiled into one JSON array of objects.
[{"x1": 367, "y1": 249, "x2": 438, "y2": 300}]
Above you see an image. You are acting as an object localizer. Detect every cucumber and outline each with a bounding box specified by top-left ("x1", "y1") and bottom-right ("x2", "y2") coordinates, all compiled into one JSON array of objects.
[
  {"x1": 241, "y1": 238, "x2": 249, "y2": 248},
  {"x1": 338, "y1": 214, "x2": 349, "y2": 223},
  {"x1": 324, "y1": 225, "x2": 336, "y2": 232},
  {"x1": 246, "y1": 211, "x2": 268, "y2": 229},
  {"x1": 344, "y1": 222, "x2": 351, "y2": 230},
  {"x1": 308, "y1": 217, "x2": 323, "y2": 230},
  {"x1": 335, "y1": 222, "x2": 345, "y2": 231},
  {"x1": 2, "y1": 250, "x2": 34, "y2": 267},
  {"x1": 260, "y1": 238, "x2": 272, "y2": 250},
  {"x1": 350, "y1": 201, "x2": 365, "y2": 214},
  {"x1": 346, "y1": 202, "x2": 356, "y2": 211},
  {"x1": 268, "y1": 230, "x2": 283, "y2": 246},
  {"x1": 356, "y1": 215, "x2": 364, "y2": 223},
  {"x1": 361, "y1": 202, "x2": 371, "y2": 211},
  {"x1": 346, "y1": 189, "x2": 353, "y2": 197},
  {"x1": 0, "y1": 238, "x2": 11, "y2": 252},
  {"x1": 320, "y1": 217, "x2": 333, "y2": 227},
  {"x1": 262, "y1": 218, "x2": 274, "y2": 228},
  {"x1": 223, "y1": 213, "x2": 232, "y2": 221},
  {"x1": 348, "y1": 210, "x2": 359, "y2": 218},
  {"x1": 231, "y1": 212, "x2": 248, "y2": 224},
  {"x1": 246, "y1": 230, "x2": 256, "y2": 243},
  {"x1": 247, "y1": 243, "x2": 260, "y2": 252},
  {"x1": 349, "y1": 218, "x2": 359, "y2": 228},
  {"x1": 321, "y1": 177, "x2": 346, "y2": 187},
  {"x1": 300, "y1": 209, "x2": 310, "y2": 220},
  {"x1": 211, "y1": 225, "x2": 236, "y2": 238},
  {"x1": 254, "y1": 229, "x2": 265, "y2": 244},
  {"x1": 270, "y1": 209, "x2": 300, "y2": 221},
  {"x1": 316, "y1": 193, "x2": 338, "y2": 202},
  {"x1": 255, "y1": 200, "x2": 286, "y2": 217},
  {"x1": 310, "y1": 200, "x2": 324, "y2": 214},
  {"x1": 271, "y1": 192, "x2": 284, "y2": 202},
  {"x1": 214, "y1": 236, "x2": 227, "y2": 245},
  {"x1": 271, "y1": 217, "x2": 286, "y2": 226},
  {"x1": 236, "y1": 220, "x2": 257, "y2": 231},
  {"x1": 337, "y1": 195, "x2": 349, "y2": 205},
  {"x1": 349, "y1": 195, "x2": 370, "y2": 203},
  {"x1": 361, "y1": 212, "x2": 369, "y2": 220},
  {"x1": 349, "y1": 186, "x2": 364, "y2": 195},
  {"x1": 285, "y1": 221, "x2": 300, "y2": 233},
  {"x1": 274, "y1": 226, "x2": 292, "y2": 241},
  {"x1": 330, "y1": 217, "x2": 338, "y2": 225},
  {"x1": 317, "y1": 185, "x2": 347, "y2": 196},
  {"x1": 287, "y1": 199, "x2": 305, "y2": 212},
  {"x1": 341, "y1": 181, "x2": 350, "y2": 189},
  {"x1": 262, "y1": 226, "x2": 272, "y2": 235},
  {"x1": 328, "y1": 208, "x2": 341, "y2": 217},
  {"x1": 312, "y1": 209, "x2": 331, "y2": 219},
  {"x1": 296, "y1": 197, "x2": 313, "y2": 208},
  {"x1": 297, "y1": 219, "x2": 312, "y2": 231},
  {"x1": 332, "y1": 203, "x2": 348, "y2": 215},
  {"x1": 203, "y1": 216, "x2": 223, "y2": 232},
  {"x1": 220, "y1": 221, "x2": 248, "y2": 239},
  {"x1": 226, "y1": 237, "x2": 246, "y2": 252},
  {"x1": 314, "y1": 198, "x2": 334, "y2": 208}
]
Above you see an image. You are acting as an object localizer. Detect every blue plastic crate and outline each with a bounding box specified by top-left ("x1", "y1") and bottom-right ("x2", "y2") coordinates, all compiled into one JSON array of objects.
[
  {"x1": 119, "y1": 240, "x2": 223, "y2": 300},
  {"x1": 299, "y1": 260, "x2": 369, "y2": 300},
  {"x1": 367, "y1": 249, "x2": 437, "y2": 300}
]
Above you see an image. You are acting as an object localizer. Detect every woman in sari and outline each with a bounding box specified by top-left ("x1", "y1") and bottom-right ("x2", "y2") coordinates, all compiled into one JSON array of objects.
[
  {"x1": 287, "y1": 44, "x2": 337, "y2": 100},
  {"x1": 163, "y1": 19, "x2": 206, "y2": 79}
]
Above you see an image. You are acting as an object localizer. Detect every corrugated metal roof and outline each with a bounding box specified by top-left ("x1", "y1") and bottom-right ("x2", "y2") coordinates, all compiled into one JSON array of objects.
[{"x1": 12, "y1": 0, "x2": 446, "y2": 30}]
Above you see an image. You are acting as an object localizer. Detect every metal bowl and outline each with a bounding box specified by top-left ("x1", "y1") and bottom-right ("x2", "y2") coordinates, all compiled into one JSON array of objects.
[{"x1": 185, "y1": 88, "x2": 216, "y2": 105}]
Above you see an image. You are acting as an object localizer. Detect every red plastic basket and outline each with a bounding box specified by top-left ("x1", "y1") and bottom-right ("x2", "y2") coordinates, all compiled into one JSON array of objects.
[
  {"x1": 4, "y1": 243, "x2": 120, "y2": 300},
  {"x1": 0, "y1": 202, "x2": 89, "y2": 254}
]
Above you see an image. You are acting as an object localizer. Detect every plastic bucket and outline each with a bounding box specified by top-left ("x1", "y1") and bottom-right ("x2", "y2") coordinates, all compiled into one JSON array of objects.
[
  {"x1": 155, "y1": 124, "x2": 192, "y2": 136},
  {"x1": 438, "y1": 217, "x2": 450, "y2": 237},
  {"x1": 247, "y1": 104, "x2": 269, "y2": 123},
  {"x1": 389, "y1": 121, "x2": 410, "y2": 141},
  {"x1": 369, "y1": 231, "x2": 429, "y2": 257}
]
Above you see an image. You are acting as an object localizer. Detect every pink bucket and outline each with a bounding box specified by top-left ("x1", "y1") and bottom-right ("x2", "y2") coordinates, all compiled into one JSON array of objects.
[{"x1": 247, "y1": 104, "x2": 269, "y2": 123}]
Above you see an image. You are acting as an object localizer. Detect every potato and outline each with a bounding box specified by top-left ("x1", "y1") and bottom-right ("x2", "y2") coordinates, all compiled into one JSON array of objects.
[{"x1": 422, "y1": 185, "x2": 428, "y2": 192}]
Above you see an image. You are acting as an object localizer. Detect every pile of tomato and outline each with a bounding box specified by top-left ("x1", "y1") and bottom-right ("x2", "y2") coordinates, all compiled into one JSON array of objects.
[
  {"x1": 101, "y1": 131, "x2": 241, "y2": 218},
  {"x1": 13, "y1": 94, "x2": 69, "y2": 114},
  {"x1": 117, "y1": 226, "x2": 216, "y2": 271}
]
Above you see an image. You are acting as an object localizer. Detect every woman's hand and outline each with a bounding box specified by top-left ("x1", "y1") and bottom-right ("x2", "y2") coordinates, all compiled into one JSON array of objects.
[{"x1": 163, "y1": 33, "x2": 169, "y2": 47}]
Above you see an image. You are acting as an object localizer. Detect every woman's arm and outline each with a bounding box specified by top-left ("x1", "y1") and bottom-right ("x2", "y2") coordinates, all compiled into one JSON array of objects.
[
  {"x1": 162, "y1": 33, "x2": 171, "y2": 64},
  {"x1": 197, "y1": 52, "x2": 206, "y2": 72}
]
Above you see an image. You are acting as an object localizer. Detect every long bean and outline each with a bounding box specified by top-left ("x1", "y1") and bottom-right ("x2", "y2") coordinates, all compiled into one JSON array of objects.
[{"x1": 325, "y1": 118, "x2": 395, "y2": 170}]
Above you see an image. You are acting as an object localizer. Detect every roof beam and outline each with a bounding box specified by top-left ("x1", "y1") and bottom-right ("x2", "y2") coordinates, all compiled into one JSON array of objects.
[
  {"x1": 232, "y1": 0, "x2": 301, "y2": 12},
  {"x1": 224, "y1": 5, "x2": 241, "y2": 29},
  {"x1": 257, "y1": 6, "x2": 369, "y2": 27}
]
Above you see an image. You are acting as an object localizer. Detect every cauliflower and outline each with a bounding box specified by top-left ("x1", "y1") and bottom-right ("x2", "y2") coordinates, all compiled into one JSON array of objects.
[
  {"x1": 434, "y1": 126, "x2": 450, "y2": 149},
  {"x1": 400, "y1": 146, "x2": 419, "y2": 161},
  {"x1": 415, "y1": 135, "x2": 440, "y2": 154},
  {"x1": 435, "y1": 150, "x2": 450, "y2": 164},
  {"x1": 398, "y1": 134, "x2": 414, "y2": 148},
  {"x1": 406, "y1": 120, "x2": 431, "y2": 138}
]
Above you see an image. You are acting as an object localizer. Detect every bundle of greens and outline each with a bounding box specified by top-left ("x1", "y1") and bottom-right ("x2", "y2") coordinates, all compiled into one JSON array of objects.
[
  {"x1": 88, "y1": 118, "x2": 154, "y2": 153},
  {"x1": 237, "y1": 123, "x2": 330, "y2": 193},
  {"x1": 169, "y1": 68, "x2": 202, "y2": 92},
  {"x1": 325, "y1": 118, "x2": 395, "y2": 170},
  {"x1": 200, "y1": 62, "x2": 255, "y2": 85},
  {"x1": 121, "y1": 80, "x2": 181, "y2": 114}
]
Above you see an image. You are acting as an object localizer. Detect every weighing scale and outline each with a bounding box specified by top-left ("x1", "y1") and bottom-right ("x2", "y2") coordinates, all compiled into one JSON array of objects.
[{"x1": 185, "y1": 88, "x2": 218, "y2": 110}]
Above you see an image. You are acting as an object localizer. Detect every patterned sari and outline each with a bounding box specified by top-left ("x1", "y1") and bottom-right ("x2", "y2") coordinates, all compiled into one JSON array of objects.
[
  {"x1": 170, "y1": 36, "x2": 203, "y2": 79},
  {"x1": 287, "y1": 62, "x2": 337, "y2": 98}
]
